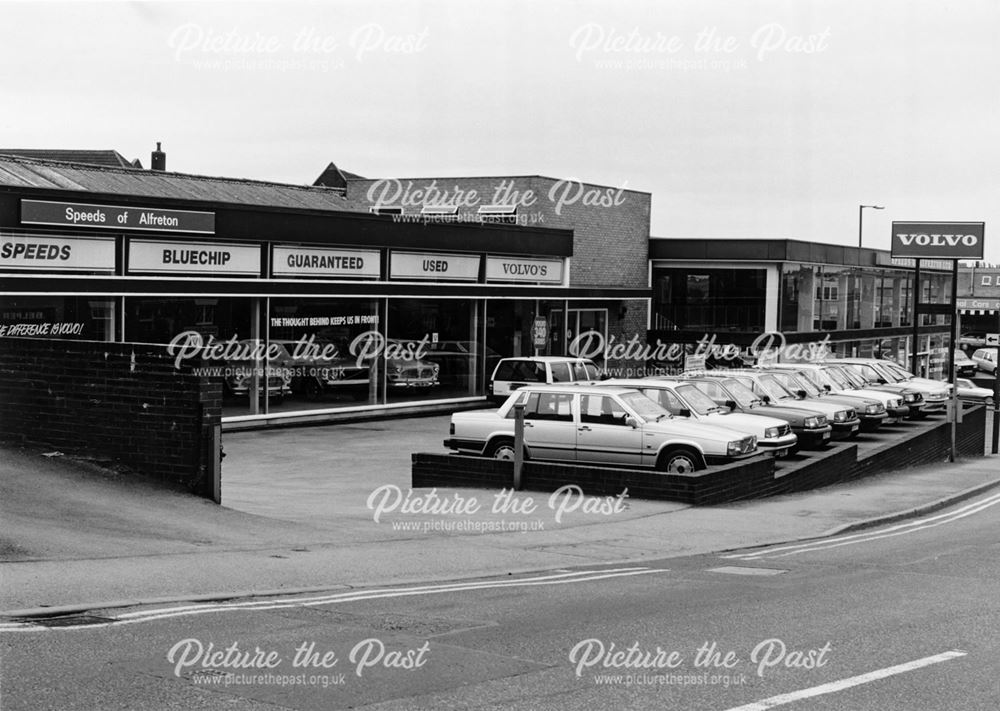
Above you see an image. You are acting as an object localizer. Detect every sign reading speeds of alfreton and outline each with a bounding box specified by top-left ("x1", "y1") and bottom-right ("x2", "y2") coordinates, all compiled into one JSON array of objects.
[
  {"x1": 890, "y1": 221, "x2": 985, "y2": 259},
  {"x1": 21, "y1": 199, "x2": 215, "y2": 234}
]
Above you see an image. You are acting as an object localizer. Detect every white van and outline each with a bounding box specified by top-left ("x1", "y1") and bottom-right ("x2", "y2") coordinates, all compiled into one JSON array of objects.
[{"x1": 487, "y1": 356, "x2": 601, "y2": 404}]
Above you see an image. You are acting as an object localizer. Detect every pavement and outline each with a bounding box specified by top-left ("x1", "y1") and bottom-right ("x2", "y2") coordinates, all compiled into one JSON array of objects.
[{"x1": 2, "y1": 414, "x2": 999, "y2": 617}]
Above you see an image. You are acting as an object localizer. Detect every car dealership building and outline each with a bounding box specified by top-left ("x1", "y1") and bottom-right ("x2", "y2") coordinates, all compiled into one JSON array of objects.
[{"x1": 0, "y1": 152, "x2": 651, "y2": 428}]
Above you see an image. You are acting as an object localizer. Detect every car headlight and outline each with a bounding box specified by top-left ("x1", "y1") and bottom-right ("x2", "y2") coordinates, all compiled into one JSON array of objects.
[
  {"x1": 727, "y1": 437, "x2": 756, "y2": 456},
  {"x1": 431, "y1": 363, "x2": 440, "y2": 375},
  {"x1": 764, "y1": 427, "x2": 780, "y2": 439},
  {"x1": 834, "y1": 410, "x2": 849, "y2": 422},
  {"x1": 904, "y1": 392, "x2": 921, "y2": 403},
  {"x1": 865, "y1": 404, "x2": 883, "y2": 414},
  {"x1": 804, "y1": 416, "x2": 820, "y2": 428}
]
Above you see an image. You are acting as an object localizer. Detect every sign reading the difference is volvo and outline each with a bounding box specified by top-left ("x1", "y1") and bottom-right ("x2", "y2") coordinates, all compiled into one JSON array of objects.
[
  {"x1": 890, "y1": 222, "x2": 985, "y2": 260},
  {"x1": 21, "y1": 200, "x2": 215, "y2": 234},
  {"x1": 486, "y1": 256, "x2": 564, "y2": 284},
  {"x1": 128, "y1": 239, "x2": 260, "y2": 275},
  {"x1": 272, "y1": 246, "x2": 381, "y2": 279}
]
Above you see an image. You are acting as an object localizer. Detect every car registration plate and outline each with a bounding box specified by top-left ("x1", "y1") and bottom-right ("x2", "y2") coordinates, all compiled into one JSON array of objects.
[
  {"x1": 821, "y1": 432, "x2": 831, "y2": 440},
  {"x1": 775, "y1": 448, "x2": 789, "y2": 458},
  {"x1": 850, "y1": 424, "x2": 859, "y2": 432}
]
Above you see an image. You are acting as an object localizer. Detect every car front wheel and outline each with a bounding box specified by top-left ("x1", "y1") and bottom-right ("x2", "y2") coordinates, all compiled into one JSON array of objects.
[{"x1": 657, "y1": 447, "x2": 703, "y2": 474}]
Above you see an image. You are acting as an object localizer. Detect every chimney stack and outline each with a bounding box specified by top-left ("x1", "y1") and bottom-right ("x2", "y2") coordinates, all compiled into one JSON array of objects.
[{"x1": 151, "y1": 142, "x2": 166, "y2": 171}]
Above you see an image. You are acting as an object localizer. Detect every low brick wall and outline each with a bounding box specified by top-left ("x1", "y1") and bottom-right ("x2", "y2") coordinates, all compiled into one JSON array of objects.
[
  {"x1": 0, "y1": 337, "x2": 222, "y2": 499},
  {"x1": 413, "y1": 405, "x2": 988, "y2": 505}
]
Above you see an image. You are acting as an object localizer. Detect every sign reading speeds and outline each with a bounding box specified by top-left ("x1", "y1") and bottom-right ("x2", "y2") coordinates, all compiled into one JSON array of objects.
[
  {"x1": 890, "y1": 222, "x2": 985, "y2": 260},
  {"x1": 0, "y1": 233, "x2": 115, "y2": 271}
]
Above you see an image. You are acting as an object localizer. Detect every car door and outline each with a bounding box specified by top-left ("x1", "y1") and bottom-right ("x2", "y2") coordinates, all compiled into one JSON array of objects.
[
  {"x1": 575, "y1": 393, "x2": 643, "y2": 466},
  {"x1": 520, "y1": 390, "x2": 577, "y2": 461}
]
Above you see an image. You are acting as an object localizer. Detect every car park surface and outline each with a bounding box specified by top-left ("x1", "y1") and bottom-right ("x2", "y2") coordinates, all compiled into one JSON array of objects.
[{"x1": 445, "y1": 383, "x2": 759, "y2": 473}]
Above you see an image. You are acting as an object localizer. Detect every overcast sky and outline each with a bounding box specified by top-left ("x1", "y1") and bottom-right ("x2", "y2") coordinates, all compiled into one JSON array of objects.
[{"x1": 2, "y1": 0, "x2": 996, "y2": 259}]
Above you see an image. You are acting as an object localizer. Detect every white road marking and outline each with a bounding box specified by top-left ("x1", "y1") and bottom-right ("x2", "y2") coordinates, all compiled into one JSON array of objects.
[
  {"x1": 0, "y1": 566, "x2": 666, "y2": 632},
  {"x1": 723, "y1": 649, "x2": 967, "y2": 711},
  {"x1": 723, "y1": 491, "x2": 1000, "y2": 561}
]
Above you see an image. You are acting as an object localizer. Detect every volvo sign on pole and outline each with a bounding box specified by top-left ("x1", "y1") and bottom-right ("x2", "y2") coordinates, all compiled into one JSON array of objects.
[
  {"x1": 890, "y1": 222, "x2": 985, "y2": 260},
  {"x1": 892, "y1": 221, "x2": 986, "y2": 463}
]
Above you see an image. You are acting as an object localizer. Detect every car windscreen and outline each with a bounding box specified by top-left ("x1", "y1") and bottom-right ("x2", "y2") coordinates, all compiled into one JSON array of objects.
[
  {"x1": 719, "y1": 379, "x2": 760, "y2": 407},
  {"x1": 829, "y1": 365, "x2": 863, "y2": 388},
  {"x1": 618, "y1": 391, "x2": 670, "y2": 421},
  {"x1": 780, "y1": 371, "x2": 822, "y2": 397},
  {"x1": 675, "y1": 384, "x2": 723, "y2": 414},
  {"x1": 799, "y1": 368, "x2": 834, "y2": 391},
  {"x1": 820, "y1": 367, "x2": 850, "y2": 389},
  {"x1": 872, "y1": 361, "x2": 909, "y2": 382},
  {"x1": 754, "y1": 374, "x2": 793, "y2": 401}
]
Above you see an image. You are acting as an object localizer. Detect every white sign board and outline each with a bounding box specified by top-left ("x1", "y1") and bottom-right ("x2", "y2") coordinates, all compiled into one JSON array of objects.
[
  {"x1": 986, "y1": 333, "x2": 1000, "y2": 347},
  {"x1": 0, "y1": 234, "x2": 115, "y2": 272},
  {"x1": 390, "y1": 251, "x2": 480, "y2": 281},
  {"x1": 272, "y1": 246, "x2": 381, "y2": 279},
  {"x1": 486, "y1": 256, "x2": 564, "y2": 284},
  {"x1": 128, "y1": 239, "x2": 260, "y2": 275}
]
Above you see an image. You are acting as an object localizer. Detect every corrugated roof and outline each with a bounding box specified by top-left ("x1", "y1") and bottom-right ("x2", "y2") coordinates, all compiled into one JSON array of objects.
[
  {"x1": 0, "y1": 149, "x2": 139, "y2": 169},
  {"x1": 0, "y1": 154, "x2": 351, "y2": 212}
]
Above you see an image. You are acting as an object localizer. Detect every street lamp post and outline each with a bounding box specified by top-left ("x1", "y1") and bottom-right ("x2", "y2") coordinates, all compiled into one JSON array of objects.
[{"x1": 858, "y1": 204, "x2": 885, "y2": 249}]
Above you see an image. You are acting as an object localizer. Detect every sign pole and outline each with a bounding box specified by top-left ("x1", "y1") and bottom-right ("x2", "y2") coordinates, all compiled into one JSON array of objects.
[
  {"x1": 948, "y1": 259, "x2": 958, "y2": 463},
  {"x1": 513, "y1": 402, "x2": 525, "y2": 491},
  {"x1": 994, "y1": 307, "x2": 1000, "y2": 455},
  {"x1": 911, "y1": 259, "x2": 921, "y2": 376}
]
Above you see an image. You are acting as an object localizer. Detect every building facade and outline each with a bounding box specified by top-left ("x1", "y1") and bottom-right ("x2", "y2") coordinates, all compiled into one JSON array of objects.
[
  {"x1": 0, "y1": 154, "x2": 650, "y2": 428},
  {"x1": 649, "y1": 239, "x2": 955, "y2": 378}
]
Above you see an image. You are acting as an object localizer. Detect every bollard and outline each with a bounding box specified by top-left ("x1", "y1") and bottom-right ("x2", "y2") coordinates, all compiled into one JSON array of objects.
[{"x1": 513, "y1": 402, "x2": 525, "y2": 491}]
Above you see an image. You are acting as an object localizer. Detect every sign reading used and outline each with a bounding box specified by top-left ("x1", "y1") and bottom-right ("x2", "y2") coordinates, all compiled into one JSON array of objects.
[
  {"x1": 390, "y1": 251, "x2": 480, "y2": 281},
  {"x1": 128, "y1": 239, "x2": 260, "y2": 275},
  {"x1": 0, "y1": 233, "x2": 115, "y2": 272},
  {"x1": 21, "y1": 199, "x2": 215, "y2": 234},
  {"x1": 890, "y1": 222, "x2": 985, "y2": 259}
]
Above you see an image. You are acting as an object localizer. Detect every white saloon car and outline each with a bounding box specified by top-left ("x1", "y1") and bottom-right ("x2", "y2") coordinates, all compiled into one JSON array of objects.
[
  {"x1": 444, "y1": 384, "x2": 758, "y2": 474},
  {"x1": 600, "y1": 378, "x2": 798, "y2": 457}
]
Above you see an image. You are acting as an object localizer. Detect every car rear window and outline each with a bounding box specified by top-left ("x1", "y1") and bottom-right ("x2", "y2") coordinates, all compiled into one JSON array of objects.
[{"x1": 494, "y1": 360, "x2": 545, "y2": 382}]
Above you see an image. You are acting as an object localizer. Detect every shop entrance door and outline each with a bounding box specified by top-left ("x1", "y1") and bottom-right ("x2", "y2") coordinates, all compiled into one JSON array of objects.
[{"x1": 567, "y1": 308, "x2": 608, "y2": 364}]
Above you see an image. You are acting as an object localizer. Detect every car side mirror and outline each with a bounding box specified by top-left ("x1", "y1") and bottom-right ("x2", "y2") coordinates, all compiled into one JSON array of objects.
[
  {"x1": 761, "y1": 395, "x2": 771, "y2": 403},
  {"x1": 600, "y1": 373, "x2": 611, "y2": 381},
  {"x1": 877, "y1": 378, "x2": 887, "y2": 384},
  {"x1": 625, "y1": 415, "x2": 638, "y2": 429},
  {"x1": 678, "y1": 408, "x2": 692, "y2": 418},
  {"x1": 823, "y1": 385, "x2": 831, "y2": 391},
  {"x1": 724, "y1": 400, "x2": 737, "y2": 410},
  {"x1": 796, "y1": 389, "x2": 807, "y2": 398}
]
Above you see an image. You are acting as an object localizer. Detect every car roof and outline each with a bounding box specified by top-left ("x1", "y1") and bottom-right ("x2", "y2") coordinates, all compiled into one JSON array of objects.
[
  {"x1": 603, "y1": 378, "x2": 687, "y2": 388},
  {"x1": 497, "y1": 356, "x2": 594, "y2": 363},
  {"x1": 512, "y1": 384, "x2": 638, "y2": 396}
]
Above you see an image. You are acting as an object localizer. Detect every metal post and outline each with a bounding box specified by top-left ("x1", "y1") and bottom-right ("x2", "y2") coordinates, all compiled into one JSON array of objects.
[
  {"x1": 994, "y1": 307, "x2": 1000, "y2": 454},
  {"x1": 513, "y1": 402, "x2": 525, "y2": 490},
  {"x1": 911, "y1": 259, "x2": 921, "y2": 376},
  {"x1": 948, "y1": 260, "x2": 958, "y2": 462}
]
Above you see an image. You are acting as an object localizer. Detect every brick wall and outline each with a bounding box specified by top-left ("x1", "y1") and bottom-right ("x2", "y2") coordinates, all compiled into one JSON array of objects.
[
  {"x1": 413, "y1": 406, "x2": 988, "y2": 505},
  {"x1": 0, "y1": 337, "x2": 222, "y2": 499}
]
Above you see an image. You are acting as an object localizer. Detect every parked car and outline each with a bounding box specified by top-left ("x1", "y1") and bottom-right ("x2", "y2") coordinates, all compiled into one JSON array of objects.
[
  {"x1": 271, "y1": 340, "x2": 370, "y2": 401},
  {"x1": 824, "y1": 358, "x2": 951, "y2": 415},
  {"x1": 970, "y1": 348, "x2": 999, "y2": 376},
  {"x1": 444, "y1": 384, "x2": 758, "y2": 473},
  {"x1": 422, "y1": 340, "x2": 502, "y2": 388},
  {"x1": 763, "y1": 362, "x2": 909, "y2": 424},
  {"x1": 386, "y1": 354, "x2": 440, "y2": 388},
  {"x1": 953, "y1": 349, "x2": 978, "y2": 377},
  {"x1": 824, "y1": 362, "x2": 926, "y2": 418},
  {"x1": 677, "y1": 374, "x2": 833, "y2": 449},
  {"x1": 958, "y1": 331, "x2": 988, "y2": 349},
  {"x1": 488, "y1": 356, "x2": 601, "y2": 404},
  {"x1": 223, "y1": 340, "x2": 292, "y2": 401},
  {"x1": 703, "y1": 369, "x2": 862, "y2": 440},
  {"x1": 602, "y1": 378, "x2": 798, "y2": 457},
  {"x1": 758, "y1": 367, "x2": 888, "y2": 432},
  {"x1": 956, "y1": 378, "x2": 994, "y2": 405}
]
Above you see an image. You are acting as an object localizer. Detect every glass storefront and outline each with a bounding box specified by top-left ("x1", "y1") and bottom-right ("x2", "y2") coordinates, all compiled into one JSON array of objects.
[
  {"x1": 653, "y1": 268, "x2": 766, "y2": 332},
  {"x1": 0, "y1": 295, "x2": 116, "y2": 341}
]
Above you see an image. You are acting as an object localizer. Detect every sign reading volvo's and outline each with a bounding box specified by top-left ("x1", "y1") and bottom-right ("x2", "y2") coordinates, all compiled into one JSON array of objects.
[
  {"x1": 890, "y1": 222, "x2": 985, "y2": 259},
  {"x1": 128, "y1": 239, "x2": 260, "y2": 275},
  {"x1": 486, "y1": 256, "x2": 564, "y2": 284},
  {"x1": 21, "y1": 199, "x2": 215, "y2": 234},
  {"x1": 0, "y1": 234, "x2": 116, "y2": 272}
]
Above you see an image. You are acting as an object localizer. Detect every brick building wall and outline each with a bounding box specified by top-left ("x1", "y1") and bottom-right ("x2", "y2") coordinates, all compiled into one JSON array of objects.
[{"x1": 0, "y1": 337, "x2": 222, "y2": 499}]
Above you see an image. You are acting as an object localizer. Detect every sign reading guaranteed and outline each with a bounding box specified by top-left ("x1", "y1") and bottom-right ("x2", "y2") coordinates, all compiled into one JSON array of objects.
[
  {"x1": 890, "y1": 221, "x2": 985, "y2": 260},
  {"x1": 128, "y1": 239, "x2": 260, "y2": 275},
  {"x1": 21, "y1": 199, "x2": 215, "y2": 234},
  {"x1": 0, "y1": 233, "x2": 116, "y2": 271},
  {"x1": 272, "y1": 246, "x2": 381, "y2": 279}
]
